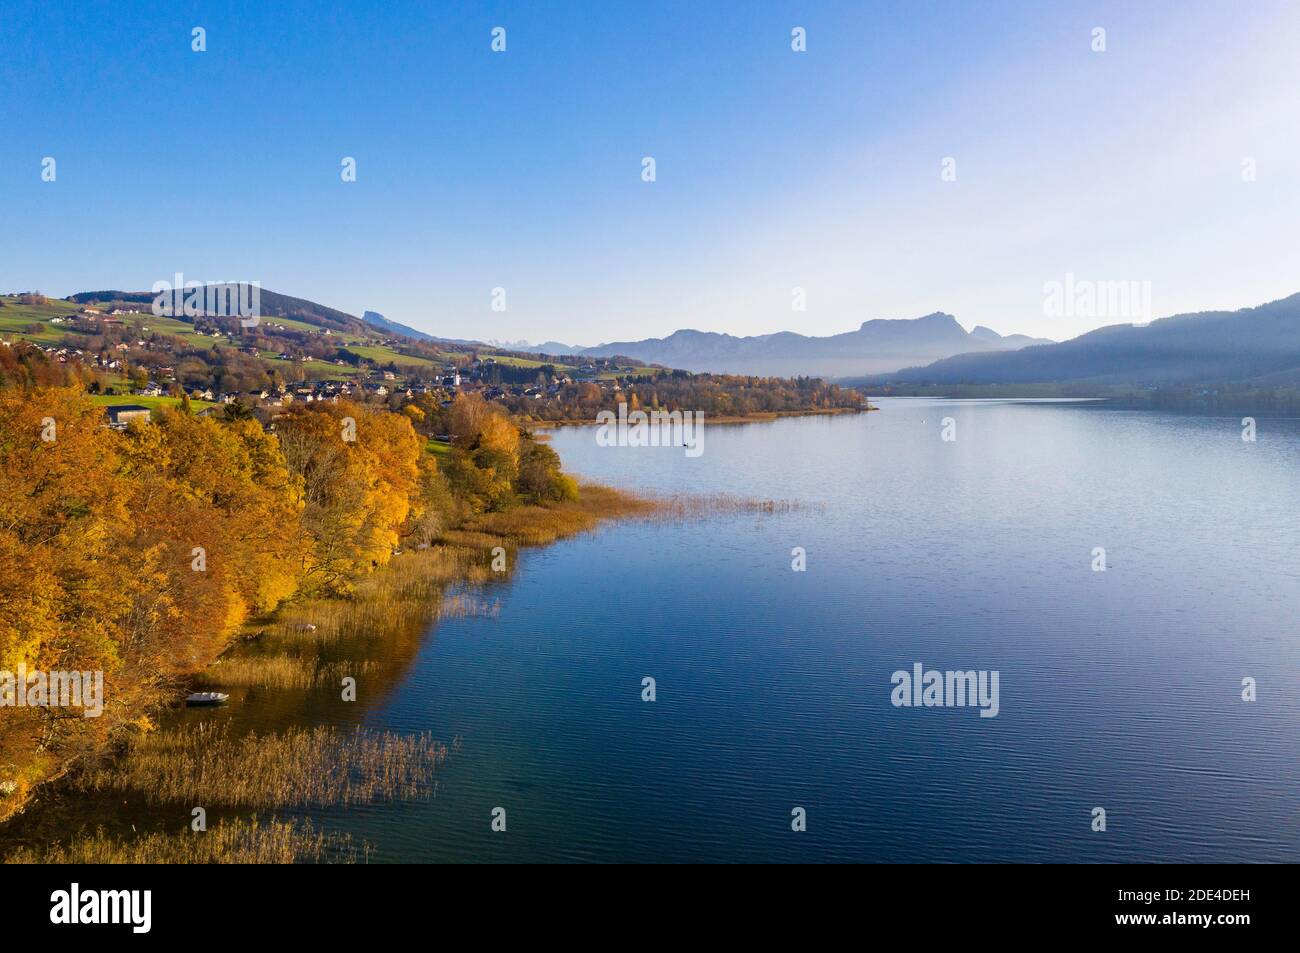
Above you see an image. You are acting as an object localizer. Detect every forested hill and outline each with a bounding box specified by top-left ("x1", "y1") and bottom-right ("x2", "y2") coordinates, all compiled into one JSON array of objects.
[{"x1": 68, "y1": 288, "x2": 371, "y2": 335}]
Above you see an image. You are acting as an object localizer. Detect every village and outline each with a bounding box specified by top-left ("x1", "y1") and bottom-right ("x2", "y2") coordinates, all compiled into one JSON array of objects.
[
  {"x1": 2, "y1": 293, "x2": 859, "y2": 433},
  {"x1": 1, "y1": 299, "x2": 637, "y2": 428}
]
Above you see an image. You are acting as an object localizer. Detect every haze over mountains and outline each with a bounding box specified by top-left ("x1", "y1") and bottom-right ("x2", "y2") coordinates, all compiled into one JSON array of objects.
[
  {"x1": 869, "y1": 293, "x2": 1300, "y2": 389},
  {"x1": 510, "y1": 314, "x2": 1052, "y2": 378}
]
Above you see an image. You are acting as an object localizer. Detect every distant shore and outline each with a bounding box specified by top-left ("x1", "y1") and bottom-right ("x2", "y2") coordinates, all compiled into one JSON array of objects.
[{"x1": 530, "y1": 406, "x2": 872, "y2": 429}]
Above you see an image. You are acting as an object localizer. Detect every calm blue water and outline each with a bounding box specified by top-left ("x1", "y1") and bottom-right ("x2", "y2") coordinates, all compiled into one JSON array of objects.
[{"x1": 200, "y1": 400, "x2": 1295, "y2": 861}]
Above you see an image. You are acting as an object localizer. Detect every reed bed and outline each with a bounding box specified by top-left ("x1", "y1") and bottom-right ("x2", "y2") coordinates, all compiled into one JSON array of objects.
[
  {"x1": 194, "y1": 656, "x2": 381, "y2": 690},
  {"x1": 5, "y1": 816, "x2": 367, "y2": 864},
  {"x1": 438, "y1": 529, "x2": 512, "y2": 549},
  {"x1": 548, "y1": 483, "x2": 810, "y2": 522},
  {"x1": 438, "y1": 593, "x2": 501, "y2": 619},
  {"x1": 74, "y1": 723, "x2": 447, "y2": 809},
  {"x1": 449, "y1": 483, "x2": 662, "y2": 547},
  {"x1": 431, "y1": 485, "x2": 802, "y2": 554},
  {"x1": 256, "y1": 545, "x2": 485, "y2": 646},
  {"x1": 447, "y1": 512, "x2": 593, "y2": 546},
  {"x1": 646, "y1": 491, "x2": 820, "y2": 517}
]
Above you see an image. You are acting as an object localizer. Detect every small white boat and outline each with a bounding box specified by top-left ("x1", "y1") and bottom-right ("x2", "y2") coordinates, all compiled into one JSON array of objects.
[{"x1": 184, "y1": 692, "x2": 229, "y2": 707}]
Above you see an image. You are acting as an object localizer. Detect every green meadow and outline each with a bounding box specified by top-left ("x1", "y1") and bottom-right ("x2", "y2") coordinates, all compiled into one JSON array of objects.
[
  {"x1": 89, "y1": 393, "x2": 220, "y2": 412},
  {"x1": 344, "y1": 344, "x2": 441, "y2": 369}
]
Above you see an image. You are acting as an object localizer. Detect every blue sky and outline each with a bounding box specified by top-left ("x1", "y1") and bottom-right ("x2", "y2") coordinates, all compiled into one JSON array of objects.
[{"x1": 3, "y1": 0, "x2": 1299, "y2": 344}]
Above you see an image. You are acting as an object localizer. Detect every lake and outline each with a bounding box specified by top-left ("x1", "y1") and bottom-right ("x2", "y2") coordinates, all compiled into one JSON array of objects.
[
  {"x1": 12, "y1": 399, "x2": 1300, "y2": 862},
  {"x1": 337, "y1": 398, "x2": 1300, "y2": 862}
]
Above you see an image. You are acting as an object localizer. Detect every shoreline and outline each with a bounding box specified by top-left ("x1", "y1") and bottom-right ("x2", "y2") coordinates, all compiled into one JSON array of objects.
[
  {"x1": 0, "y1": 481, "x2": 657, "y2": 838},
  {"x1": 3, "y1": 477, "x2": 800, "y2": 857},
  {"x1": 529, "y1": 406, "x2": 872, "y2": 429}
]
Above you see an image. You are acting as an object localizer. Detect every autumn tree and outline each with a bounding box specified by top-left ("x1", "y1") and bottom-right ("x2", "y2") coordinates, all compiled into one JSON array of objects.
[{"x1": 276, "y1": 401, "x2": 423, "y2": 592}]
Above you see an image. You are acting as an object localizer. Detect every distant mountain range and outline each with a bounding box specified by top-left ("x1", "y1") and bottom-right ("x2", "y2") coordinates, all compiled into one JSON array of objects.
[
  {"x1": 59, "y1": 284, "x2": 1300, "y2": 399},
  {"x1": 511, "y1": 314, "x2": 1052, "y2": 377},
  {"x1": 866, "y1": 293, "x2": 1300, "y2": 389},
  {"x1": 71, "y1": 289, "x2": 1054, "y2": 378}
]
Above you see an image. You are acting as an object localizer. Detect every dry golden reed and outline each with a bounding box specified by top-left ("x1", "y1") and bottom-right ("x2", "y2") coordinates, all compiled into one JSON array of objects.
[
  {"x1": 448, "y1": 483, "x2": 660, "y2": 546},
  {"x1": 438, "y1": 593, "x2": 501, "y2": 619},
  {"x1": 74, "y1": 723, "x2": 447, "y2": 809},
  {"x1": 252, "y1": 543, "x2": 488, "y2": 646},
  {"x1": 5, "y1": 816, "x2": 366, "y2": 864},
  {"x1": 195, "y1": 656, "x2": 380, "y2": 689},
  {"x1": 645, "y1": 491, "x2": 817, "y2": 517}
]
